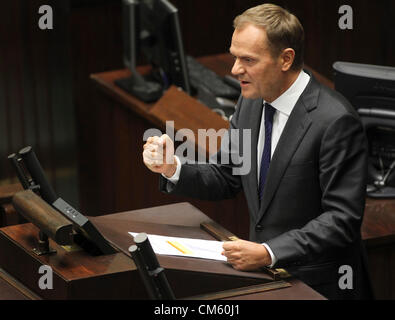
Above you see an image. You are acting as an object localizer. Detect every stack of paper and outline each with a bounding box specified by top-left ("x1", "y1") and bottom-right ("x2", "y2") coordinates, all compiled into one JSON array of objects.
[{"x1": 129, "y1": 232, "x2": 226, "y2": 261}]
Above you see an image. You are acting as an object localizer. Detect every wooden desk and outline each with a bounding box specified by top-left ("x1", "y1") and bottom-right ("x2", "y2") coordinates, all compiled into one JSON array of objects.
[
  {"x1": 0, "y1": 202, "x2": 324, "y2": 300},
  {"x1": 0, "y1": 277, "x2": 30, "y2": 300},
  {"x1": 0, "y1": 268, "x2": 41, "y2": 300},
  {"x1": 362, "y1": 198, "x2": 395, "y2": 299}
]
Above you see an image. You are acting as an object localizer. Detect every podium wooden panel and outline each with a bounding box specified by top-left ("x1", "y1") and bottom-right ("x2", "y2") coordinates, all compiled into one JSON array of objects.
[
  {"x1": 0, "y1": 202, "x2": 324, "y2": 300},
  {"x1": 0, "y1": 223, "x2": 135, "y2": 300},
  {"x1": 0, "y1": 268, "x2": 38, "y2": 300}
]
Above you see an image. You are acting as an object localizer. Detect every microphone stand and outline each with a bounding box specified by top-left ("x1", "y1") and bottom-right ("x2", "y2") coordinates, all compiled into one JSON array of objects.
[{"x1": 129, "y1": 233, "x2": 175, "y2": 300}]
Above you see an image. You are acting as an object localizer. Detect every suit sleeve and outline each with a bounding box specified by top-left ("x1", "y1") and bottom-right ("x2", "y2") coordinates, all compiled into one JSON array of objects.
[
  {"x1": 266, "y1": 113, "x2": 368, "y2": 267},
  {"x1": 158, "y1": 97, "x2": 245, "y2": 201}
]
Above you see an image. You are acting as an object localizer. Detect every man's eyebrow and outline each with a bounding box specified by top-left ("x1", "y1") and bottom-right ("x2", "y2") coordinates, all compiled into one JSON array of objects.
[
  {"x1": 234, "y1": 54, "x2": 256, "y2": 61},
  {"x1": 229, "y1": 49, "x2": 243, "y2": 58},
  {"x1": 229, "y1": 48, "x2": 256, "y2": 60}
]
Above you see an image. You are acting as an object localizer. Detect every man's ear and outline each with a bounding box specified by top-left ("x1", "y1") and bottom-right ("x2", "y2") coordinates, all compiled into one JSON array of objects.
[{"x1": 281, "y1": 48, "x2": 295, "y2": 72}]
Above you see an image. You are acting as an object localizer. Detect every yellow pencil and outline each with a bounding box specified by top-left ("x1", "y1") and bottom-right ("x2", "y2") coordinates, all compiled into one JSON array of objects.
[{"x1": 167, "y1": 240, "x2": 193, "y2": 255}]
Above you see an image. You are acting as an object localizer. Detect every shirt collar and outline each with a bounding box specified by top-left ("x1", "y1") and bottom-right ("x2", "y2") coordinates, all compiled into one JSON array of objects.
[{"x1": 264, "y1": 70, "x2": 310, "y2": 116}]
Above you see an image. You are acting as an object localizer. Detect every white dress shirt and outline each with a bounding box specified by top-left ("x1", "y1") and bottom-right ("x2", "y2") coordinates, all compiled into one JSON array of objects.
[
  {"x1": 259, "y1": 70, "x2": 310, "y2": 266},
  {"x1": 258, "y1": 70, "x2": 311, "y2": 181},
  {"x1": 164, "y1": 70, "x2": 311, "y2": 268}
]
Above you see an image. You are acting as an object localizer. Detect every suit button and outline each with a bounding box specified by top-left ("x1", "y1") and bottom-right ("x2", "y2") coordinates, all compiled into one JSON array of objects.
[{"x1": 255, "y1": 225, "x2": 264, "y2": 232}]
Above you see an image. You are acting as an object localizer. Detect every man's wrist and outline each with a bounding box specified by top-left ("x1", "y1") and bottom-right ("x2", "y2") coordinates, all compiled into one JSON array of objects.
[
  {"x1": 262, "y1": 243, "x2": 276, "y2": 267},
  {"x1": 163, "y1": 155, "x2": 180, "y2": 178},
  {"x1": 163, "y1": 162, "x2": 177, "y2": 178},
  {"x1": 162, "y1": 156, "x2": 181, "y2": 185}
]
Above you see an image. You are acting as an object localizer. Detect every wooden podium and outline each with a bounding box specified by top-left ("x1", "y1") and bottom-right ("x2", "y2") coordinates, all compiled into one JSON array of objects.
[{"x1": 0, "y1": 202, "x2": 324, "y2": 300}]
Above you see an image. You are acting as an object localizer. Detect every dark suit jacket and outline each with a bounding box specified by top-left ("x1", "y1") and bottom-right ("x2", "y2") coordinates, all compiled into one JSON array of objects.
[{"x1": 160, "y1": 72, "x2": 372, "y2": 299}]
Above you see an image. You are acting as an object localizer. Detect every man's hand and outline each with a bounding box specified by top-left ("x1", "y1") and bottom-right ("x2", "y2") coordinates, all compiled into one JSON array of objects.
[
  {"x1": 222, "y1": 240, "x2": 272, "y2": 271},
  {"x1": 143, "y1": 134, "x2": 177, "y2": 178}
]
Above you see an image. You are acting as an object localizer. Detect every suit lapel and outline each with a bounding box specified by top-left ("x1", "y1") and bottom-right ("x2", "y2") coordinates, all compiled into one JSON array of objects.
[{"x1": 257, "y1": 74, "x2": 320, "y2": 221}]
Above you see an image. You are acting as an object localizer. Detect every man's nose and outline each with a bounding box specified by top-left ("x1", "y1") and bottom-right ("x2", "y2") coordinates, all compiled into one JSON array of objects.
[{"x1": 231, "y1": 59, "x2": 244, "y2": 76}]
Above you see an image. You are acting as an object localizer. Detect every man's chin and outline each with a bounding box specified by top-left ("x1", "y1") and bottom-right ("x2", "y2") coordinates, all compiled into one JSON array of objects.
[{"x1": 241, "y1": 90, "x2": 260, "y2": 100}]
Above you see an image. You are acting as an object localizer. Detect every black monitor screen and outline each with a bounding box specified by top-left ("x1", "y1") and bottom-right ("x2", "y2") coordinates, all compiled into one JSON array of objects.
[
  {"x1": 333, "y1": 61, "x2": 395, "y2": 114},
  {"x1": 139, "y1": 0, "x2": 190, "y2": 93},
  {"x1": 117, "y1": 0, "x2": 190, "y2": 102},
  {"x1": 334, "y1": 61, "x2": 395, "y2": 197}
]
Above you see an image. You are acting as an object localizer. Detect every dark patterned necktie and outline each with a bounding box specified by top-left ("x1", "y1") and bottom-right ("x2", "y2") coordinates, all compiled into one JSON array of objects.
[{"x1": 258, "y1": 103, "x2": 275, "y2": 200}]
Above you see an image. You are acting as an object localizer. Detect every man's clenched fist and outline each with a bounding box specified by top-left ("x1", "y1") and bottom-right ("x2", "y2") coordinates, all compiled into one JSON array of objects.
[
  {"x1": 222, "y1": 239, "x2": 272, "y2": 271},
  {"x1": 143, "y1": 134, "x2": 177, "y2": 178}
]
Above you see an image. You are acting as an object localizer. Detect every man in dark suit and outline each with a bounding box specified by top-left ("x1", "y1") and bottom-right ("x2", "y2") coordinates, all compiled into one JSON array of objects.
[{"x1": 143, "y1": 3, "x2": 372, "y2": 299}]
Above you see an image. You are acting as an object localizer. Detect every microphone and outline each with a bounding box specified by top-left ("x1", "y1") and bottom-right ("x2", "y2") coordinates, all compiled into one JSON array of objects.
[
  {"x1": 130, "y1": 233, "x2": 175, "y2": 300},
  {"x1": 129, "y1": 244, "x2": 161, "y2": 299},
  {"x1": 9, "y1": 146, "x2": 116, "y2": 256},
  {"x1": 18, "y1": 146, "x2": 58, "y2": 203},
  {"x1": 13, "y1": 190, "x2": 74, "y2": 246},
  {"x1": 8, "y1": 153, "x2": 31, "y2": 190}
]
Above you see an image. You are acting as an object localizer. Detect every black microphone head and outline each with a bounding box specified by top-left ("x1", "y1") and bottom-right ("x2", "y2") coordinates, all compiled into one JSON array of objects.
[
  {"x1": 134, "y1": 232, "x2": 148, "y2": 244},
  {"x1": 128, "y1": 244, "x2": 138, "y2": 254},
  {"x1": 19, "y1": 146, "x2": 33, "y2": 155},
  {"x1": 17, "y1": 146, "x2": 58, "y2": 203},
  {"x1": 133, "y1": 233, "x2": 160, "y2": 270},
  {"x1": 8, "y1": 152, "x2": 31, "y2": 189}
]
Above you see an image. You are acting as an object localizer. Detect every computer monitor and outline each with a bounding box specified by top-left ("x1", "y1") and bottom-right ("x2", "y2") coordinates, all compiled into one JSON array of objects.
[
  {"x1": 116, "y1": 0, "x2": 191, "y2": 102},
  {"x1": 333, "y1": 61, "x2": 395, "y2": 197}
]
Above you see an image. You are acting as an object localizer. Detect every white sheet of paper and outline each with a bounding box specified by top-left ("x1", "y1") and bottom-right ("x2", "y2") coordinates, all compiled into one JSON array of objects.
[{"x1": 129, "y1": 232, "x2": 227, "y2": 261}]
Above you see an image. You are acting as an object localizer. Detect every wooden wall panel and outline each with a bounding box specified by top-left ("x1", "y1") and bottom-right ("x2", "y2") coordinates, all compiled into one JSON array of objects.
[
  {"x1": 0, "y1": 0, "x2": 78, "y2": 206},
  {"x1": 170, "y1": 0, "x2": 394, "y2": 79},
  {"x1": 69, "y1": 1, "x2": 124, "y2": 214}
]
